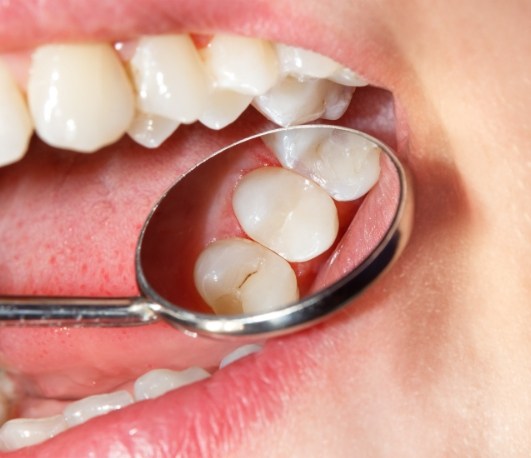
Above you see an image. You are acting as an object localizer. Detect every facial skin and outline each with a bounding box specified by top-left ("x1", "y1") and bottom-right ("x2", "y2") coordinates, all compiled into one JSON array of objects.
[{"x1": 0, "y1": 0, "x2": 530, "y2": 456}]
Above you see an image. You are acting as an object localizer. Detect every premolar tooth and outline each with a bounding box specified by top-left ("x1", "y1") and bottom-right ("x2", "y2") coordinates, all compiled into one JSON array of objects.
[
  {"x1": 134, "y1": 367, "x2": 210, "y2": 401},
  {"x1": 233, "y1": 167, "x2": 338, "y2": 262},
  {"x1": 129, "y1": 34, "x2": 209, "y2": 124},
  {"x1": 219, "y1": 344, "x2": 263, "y2": 369},
  {"x1": 194, "y1": 237, "x2": 299, "y2": 314},
  {"x1": 329, "y1": 67, "x2": 369, "y2": 87},
  {"x1": 252, "y1": 77, "x2": 354, "y2": 127},
  {"x1": 0, "y1": 415, "x2": 67, "y2": 451},
  {"x1": 199, "y1": 88, "x2": 252, "y2": 130},
  {"x1": 276, "y1": 44, "x2": 340, "y2": 79},
  {"x1": 63, "y1": 390, "x2": 133, "y2": 427},
  {"x1": 27, "y1": 43, "x2": 134, "y2": 152},
  {"x1": 127, "y1": 111, "x2": 179, "y2": 148},
  {"x1": 202, "y1": 35, "x2": 279, "y2": 95}
]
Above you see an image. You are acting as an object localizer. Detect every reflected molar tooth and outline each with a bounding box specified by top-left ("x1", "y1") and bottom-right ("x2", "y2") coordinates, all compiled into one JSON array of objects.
[
  {"x1": 63, "y1": 390, "x2": 133, "y2": 427},
  {"x1": 27, "y1": 43, "x2": 134, "y2": 152},
  {"x1": 0, "y1": 60, "x2": 33, "y2": 167},
  {"x1": 129, "y1": 34, "x2": 209, "y2": 124},
  {"x1": 252, "y1": 77, "x2": 354, "y2": 127},
  {"x1": 199, "y1": 88, "x2": 252, "y2": 130},
  {"x1": 233, "y1": 167, "x2": 338, "y2": 262},
  {"x1": 202, "y1": 34, "x2": 279, "y2": 95},
  {"x1": 194, "y1": 237, "x2": 299, "y2": 315},
  {"x1": 328, "y1": 66, "x2": 369, "y2": 87},
  {"x1": 265, "y1": 129, "x2": 381, "y2": 201},
  {"x1": 134, "y1": 367, "x2": 210, "y2": 401},
  {"x1": 276, "y1": 44, "x2": 340, "y2": 80},
  {"x1": 0, "y1": 415, "x2": 67, "y2": 451},
  {"x1": 219, "y1": 344, "x2": 263, "y2": 369},
  {"x1": 127, "y1": 111, "x2": 179, "y2": 148}
]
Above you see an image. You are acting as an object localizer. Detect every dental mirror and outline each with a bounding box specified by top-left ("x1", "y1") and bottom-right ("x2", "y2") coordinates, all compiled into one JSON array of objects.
[{"x1": 0, "y1": 125, "x2": 413, "y2": 339}]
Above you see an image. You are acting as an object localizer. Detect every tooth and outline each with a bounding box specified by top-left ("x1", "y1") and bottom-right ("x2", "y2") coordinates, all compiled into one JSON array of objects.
[
  {"x1": 219, "y1": 344, "x2": 263, "y2": 369},
  {"x1": 129, "y1": 34, "x2": 209, "y2": 124},
  {"x1": 27, "y1": 43, "x2": 134, "y2": 152},
  {"x1": 252, "y1": 76, "x2": 354, "y2": 127},
  {"x1": 0, "y1": 60, "x2": 33, "y2": 167},
  {"x1": 0, "y1": 415, "x2": 67, "y2": 451},
  {"x1": 202, "y1": 34, "x2": 279, "y2": 95},
  {"x1": 232, "y1": 167, "x2": 338, "y2": 262},
  {"x1": 194, "y1": 237, "x2": 299, "y2": 314},
  {"x1": 63, "y1": 390, "x2": 133, "y2": 427},
  {"x1": 134, "y1": 367, "x2": 210, "y2": 401},
  {"x1": 264, "y1": 129, "x2": 381, "y2": 201},
  {"x1": 276, "y1": 44, "x2": 340, "y2": 79},
  {"x1": 127, "y1": 111, "x2": 179, "y2": 148},
  {"x1": 328, "y1": 67, "x2": 369, "y2": 87},
  {"x1": 199, "y1": 88, "x2": 252, "y2": 130}
]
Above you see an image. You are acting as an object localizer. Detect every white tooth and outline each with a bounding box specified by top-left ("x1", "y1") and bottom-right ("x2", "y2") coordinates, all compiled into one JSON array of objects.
[
  {"x1": 276, "y1": 44, "x2": 340, "y2": 79},
  {"x1": 27, "y1": 43, "x2": 134, "y2": 152},
  {"x1": 264, "y1": 129, "x2": 381, "y2": 201},
  {"x1": 129, "y1": 34, "x2": 209, "y2": 124},
  {"x1": 0, "y1": 415, "x2": 67, "y2": 451},
  {"x1": 233, "y1": 167, "x2": 338, "y2": 262},
  {"x1": 202, "y1": 34, "x2": 279, "y2": 95},
  {"x1": 194, "y1": 237, "x2": 299, "y2": 314},
  {"x1": 199, "y1": 89, "x2": 252, "y2": 130},
  {"x1": 63, "y1": 390, "x2": 133, "y2": 427},
  {"x1": 252, "y1": 76, "x2": 354, "y2": 127},
  {"x1": 219, "y1": 344, "x2": 263, "y2": 369},
  {"x1": 0, "y1": 60, "x2": 33, "y2": 167},
  {"x1": 134, "y1": 367, "x2": 210, "y2": 401},
  {"x1": 328, "y1": 67, "x2": 369, "y2": 87},
  {"x1": 127, "y1": 111, "x2": 179, "y2": 148}
]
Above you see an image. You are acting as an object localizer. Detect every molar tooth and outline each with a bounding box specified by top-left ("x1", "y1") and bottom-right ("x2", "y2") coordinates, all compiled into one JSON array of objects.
[
  {"x1": 62, "y1": 390, "x2": 133, "y2": 427},
  {"x1": 219, "y1": 344, "x2": 263, "y2": 369},
  {"x1": 328, "y1": 67, "x2": 369, "y2": 87},
  {"x1": 199, "y1": 88, "x2": 252, "y2": 130},
  {"x1": 194, "y1": 237, "x2": 299, "y2": 314},
  {"x1": 0, "y1": 415, "x2": 67, "y2": 451},
  {"x1": 129, "y1": 34, "x2": 209, "y2": 124},
  {"x1": 202, "y1": 34, "x2": 279, "y2": 96},
  {"x1": 134, "y1": 367, "x2": 210, "y2": 401},
  {"x1": 233, "y1": 168, "x2": 338, "y2": 262},
  {"x1": 0, "y1": 60, "x2": 33, "y2": 167},
  {"x1": 27, "y1": 43, "x2": 135, "y2": 152},
  {"x1": 127, "y1": 111, "x2": 179, "y2": 148},
  {"x1": 276, "y1": 44, "x2": 341, "y2": 79}
]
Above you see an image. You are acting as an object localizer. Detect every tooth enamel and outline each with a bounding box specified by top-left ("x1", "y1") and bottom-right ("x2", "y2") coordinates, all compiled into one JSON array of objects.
[
  {"x1": 264, "y1": 129, "x2": 381, "y2": 201},
  {"x1": 276, "y1": 44, "x2": 340, "y2": 80},
  {"x1": 134, "y1": 367, "x2": 210, "y2": 401},
  {"x1": 127, "y1": 111, "x2": 179, "y2": 148},
  {"x1": 219, "y1": 344, "x2": 263, "y2": 369},
  {"x1": 199, "y1": 88, "x2": 252, "y2": 130},
  {"x1": 328, "y1": 67, "x2": 369, "y2": 87},
  {"x1": 0, "y1": 61, "x2": 33, "y2": 167},
  {"x1": 0, "y1": 415, "x2": 67, "y2": 451},
  {"x1": 202, "y1": 35, "x2": 279, "y2": 95},
  {"x1": 194, "y1": 237, "x2": 299, "y2": 314},
  {"x1": 129, "y1": 35, "x2": 209, "y2": 124},
  {"x1": 27, "y1": 43, "x2": 134, "y2": 152},
  {"x1": 62, "y1": 390, "x2": 133, "y2": 427},
  {"x1": 233, "y1": 167, "x2": 338, "y2": 262},
  {"x1": 252, "y1": 76, "x2": 354, "y2": 127}
]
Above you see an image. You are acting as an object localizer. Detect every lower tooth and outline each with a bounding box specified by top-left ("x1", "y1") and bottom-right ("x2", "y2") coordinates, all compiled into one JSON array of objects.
[
  {"x1": 0, "y1": 415, "x2": 67, "y2": 451},
  {"x1": 127, "y1": 111, "x2": 180, "y2": 148},
  {"x1": 199, "y1": 88, "x2": 252, "y2": 130},
  {"x1": 219, "y1": 344, "x2": 263, "y2": 369},
  {"x1": 134, "y1": 367, "x2": 210, "y2": 401}
]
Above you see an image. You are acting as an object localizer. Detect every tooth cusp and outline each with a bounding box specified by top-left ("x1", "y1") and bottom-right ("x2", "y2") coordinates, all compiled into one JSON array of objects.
[
  {"x1": 127, "y1": 111, "x2": 179, "y2": 148},
  {"x1": 276, "y1": 44, "x2": 340, "y2": 80}
]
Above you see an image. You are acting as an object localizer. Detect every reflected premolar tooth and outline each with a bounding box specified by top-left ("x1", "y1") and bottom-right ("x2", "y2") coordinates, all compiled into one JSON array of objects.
[
  {"x1": 27, "y1": 43, "x2": 134, "y2": 152},
  {"x1": 134, "y1": 367, "x2": 210, "y2": 401},
  {"x1": 252, "y1": 77, "x2": 354, "y2": 127},
  {"x1": 194, "y1": 237, "x2": 299, "y2": 314},
  {"x1": 127, "y1": 111, "x2": 179, "y2": 148},
  {"x1": 202, "y1": 35, "x2": 279, "y2": 96},
  {"x1": 219, "y1": 344, "x2": 263, "y2": 369},
  {"x1": 276, "y1": 44, "x2": 340, "y2": 80},
  {"x1": 0, "y1": 415, "x2": 67, "y2": 451},
  {"x1": 233, "y1": 168, "x2": 338, "y2": 262},
  {"x1": 199, "y1": 88, "x2": 252, "y2": 130},
  {"x1": 328, "y1": 67, "x2": 369, "y2": 87},
  {"x1": 0, "y1": 60, "x2": 33, "y2": 167},
  {"x1": 129, "y1": 35, "x2": 209, "y2": 124},
  {"x1": 62, "y1": 390, "x2": 133, "y2": 427}
]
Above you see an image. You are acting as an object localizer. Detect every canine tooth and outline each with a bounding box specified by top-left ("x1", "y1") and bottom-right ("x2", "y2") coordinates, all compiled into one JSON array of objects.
[
  {"x1": 276, "y1": 44, "x2": 340, "y2": 79},
  {"x1": 195, "y1": 238, "x2": 299, "y2": 314},
  {"x1": 134, "y1": 367, "x2": 210, "y2": 401},
  {"x1": 127, "y1": 111, "x2": 179, "y2": 148},
  {"x1": 199, "y1": 89, "x2": 252, "y2": 130},
  {"x1": 265, "y1": 129, "x2": 381, "y2": 201},
  {"x1": 252, "y1": 77, "x2": 354, "y2": 127},
  {"x1": 27, "y1": 43, "x2": 134, "y2": 152},
  {"x1": 0, "y1": 415, "x2": 67, "y2": 451},
  {"x1": 63, "y1": 390, "x2": 133, "y2": 427},
  {"x1": 202, "y1": 34, "x2": 279, "y2": 95},
  {"x1": 233, "y1": 167, "x2": 338, "y2": 262},
  {"x1": 219, "y1": 344, "x2": 263, "y2": 368},
  {"x1": 0, "y1": 60, "x2": 33, "y2": 167},
  {"x1": 129, "y1": 35, "x2": 209, "y2": 124},
  {"x1": 329, "y1": 67, "x2": 369, "y2": 87}
]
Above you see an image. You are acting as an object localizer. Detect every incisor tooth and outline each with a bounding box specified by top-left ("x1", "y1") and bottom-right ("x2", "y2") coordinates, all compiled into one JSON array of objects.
[
  {"x1": 199, "y1": 88, "x2": 252, "y2": 130},
  {"x1": 276, "y1": 44, "x2": 340, "y2": 79},
  {"x1": 194, "y1": 238, "x2": 299, "y2": 315},
  {"x1": 63, "y1": 390, "x2": 133, "y2": 427},
  {"x1": 27, "y1": 43, "x2": 134, "y2": 152},
  {"x1": 233, "y1": 167, "x2": 338, "y2": 262},
  {"x1": 134, "y1": 367, "x2": 210, "y2": 400},
  {"x1": 129, "y1": 35, "x2": 209, "y2": 124},
  {"x1": 127, "y1": 111, "x2": 179, "y2": 148},
  {"x1": 329, "y1": 67, "x2": 369, "y2": 87},
  {"x1": 0, "y1": 415, "x2": 67, "y2": 451},
  {"x1": 219, "y1": 344, "x2": 263, "y2": 369}
]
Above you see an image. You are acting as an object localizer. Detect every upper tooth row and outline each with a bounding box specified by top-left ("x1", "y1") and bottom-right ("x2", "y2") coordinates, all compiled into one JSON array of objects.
[{"x1": 0, "y1": 34, "x2": 367, "y2": 167}]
